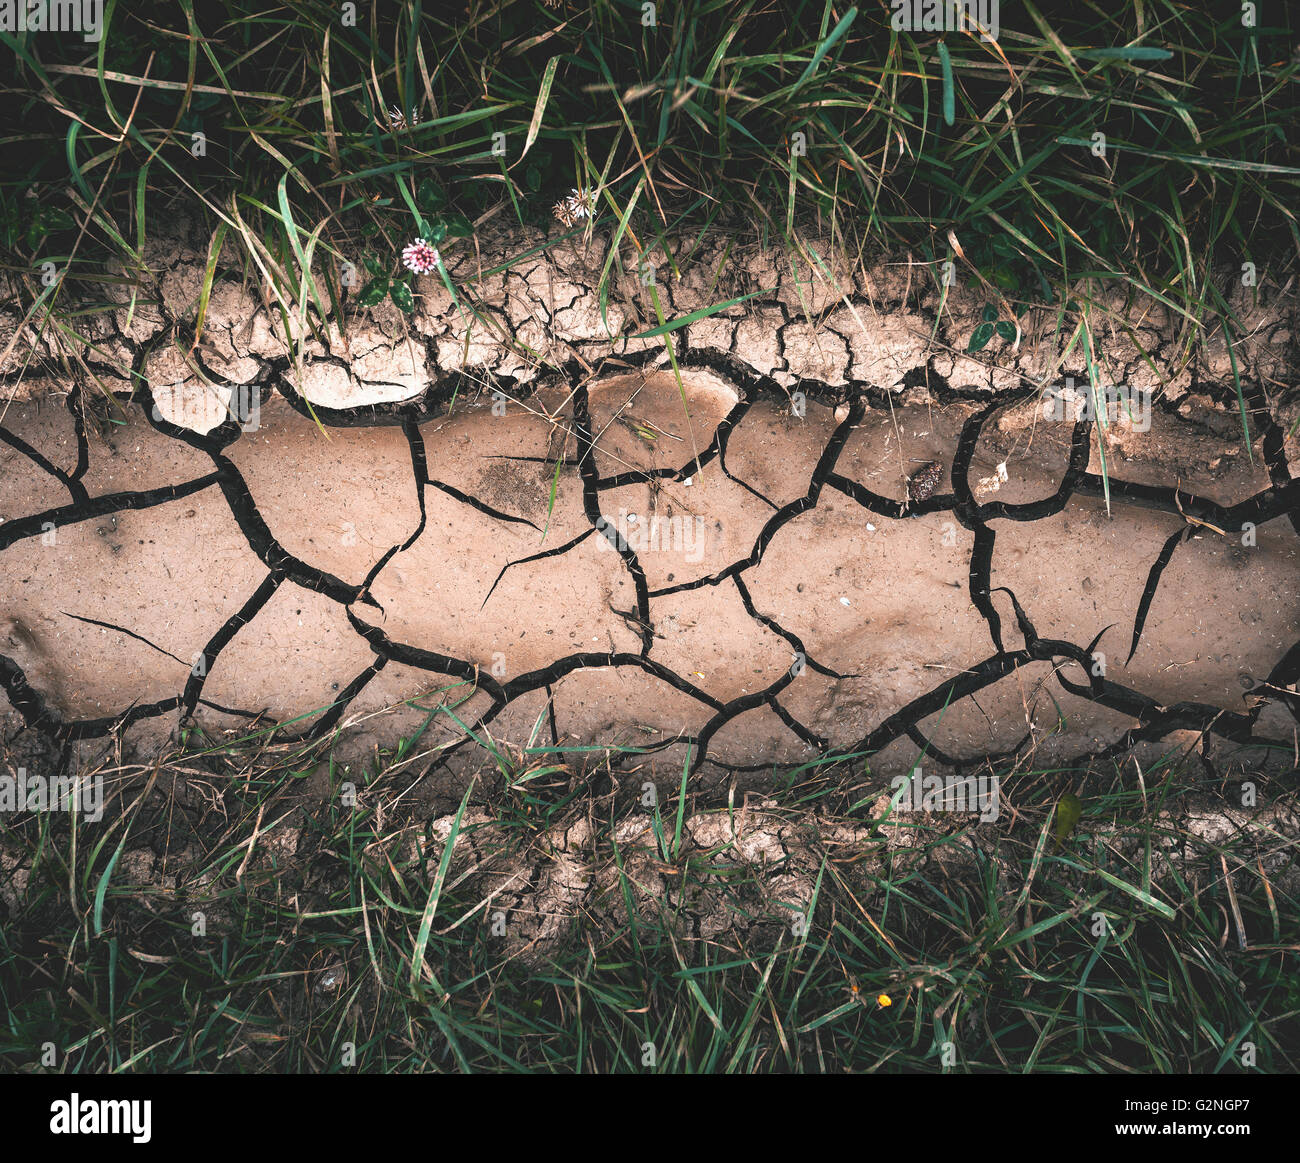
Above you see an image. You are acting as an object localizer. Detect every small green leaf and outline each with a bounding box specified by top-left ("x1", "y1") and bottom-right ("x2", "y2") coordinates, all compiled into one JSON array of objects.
[
  {"x1": 362, "y1": 253, "x2": 385, "y2": 277},
  {"x1": 968, "y1": 322, "x2": 995, "y2": 352},
  {"x1": 995, "y1": 320, "x2": 1017, "y2": 341},
  {"x1": 417, "y1": 178, "x2": 447, "y2": 214},
  {"x1": 42, "y1": 206, "x2": 73, "y2": 231},
  {"x1": 389, "y1": 280, "x2": 415, "y2": 313},
  {"x1": 442, "y1": 211, "x2": 474, "y2": 238},
  {"x1": 357, "y1": 277, "x2": 389, "y2": 306},
  {"x1": 982, "y1": 304, "x2": 998, "y2": 322},
  {"x1": 429, "y1": 221, "x2": 447, "y2": 245},
  {"x1": 991, "y1": 268, "x2": 1018, "y2": 291}
]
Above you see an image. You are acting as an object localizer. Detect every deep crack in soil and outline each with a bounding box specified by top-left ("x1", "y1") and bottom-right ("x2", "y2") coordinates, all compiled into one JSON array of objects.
[{"x1": 2, "y1": 347, "x2": 1298, "y2": 781}]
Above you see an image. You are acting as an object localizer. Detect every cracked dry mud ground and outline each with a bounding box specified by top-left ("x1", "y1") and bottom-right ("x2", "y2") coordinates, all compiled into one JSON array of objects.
[{"x1": 2, "y1": 345, "x2": 1298, "y2": 780}]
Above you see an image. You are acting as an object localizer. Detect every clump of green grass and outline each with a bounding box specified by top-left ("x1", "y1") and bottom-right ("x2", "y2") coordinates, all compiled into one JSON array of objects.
[
  {"x1": 2, "y1": 2, "x2": 1297, "y2": 431},
  {"x1": 0, "y1": 709, "x2": 1295, "y2": 1073}
]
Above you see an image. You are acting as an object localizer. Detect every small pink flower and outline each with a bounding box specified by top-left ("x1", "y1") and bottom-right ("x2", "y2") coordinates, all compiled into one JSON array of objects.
[{"x1": 402, "y1": 238, "x2": 439, "y2": 274}]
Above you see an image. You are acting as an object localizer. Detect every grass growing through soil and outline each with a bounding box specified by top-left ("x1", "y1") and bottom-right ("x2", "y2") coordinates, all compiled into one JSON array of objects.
[
  {"x1": 2, "y1": 3, "x2": 1299, "y2": 1073},
  {"x1": 2, "y1": 2, "x2": 1298, "y2": 416},
  {"x1": 0, "y1": 704, "x2": 1296, "y2": 1073}
]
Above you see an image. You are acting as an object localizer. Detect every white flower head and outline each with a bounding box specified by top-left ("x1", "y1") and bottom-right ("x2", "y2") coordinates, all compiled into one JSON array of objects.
[
  {"x1": 402, "y1": 238, "x2": 440, "y2": 274},
  {"x1": 552, "y1": 187, "x2": 594, "y2": 227},
  {"x1": 387, "y1": 105, "x2": 420, "y2": 131}
]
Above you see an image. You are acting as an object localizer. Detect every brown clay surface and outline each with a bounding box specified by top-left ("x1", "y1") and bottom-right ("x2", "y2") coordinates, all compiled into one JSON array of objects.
[{"x1": 2, "y1": 360, "x2": 1297, "y2": 776}]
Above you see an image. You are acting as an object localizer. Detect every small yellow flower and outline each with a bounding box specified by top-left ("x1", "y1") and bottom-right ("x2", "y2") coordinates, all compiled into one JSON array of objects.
[{"x1": 877, "y1": 993, "x2": 892, "y2": 1008}]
